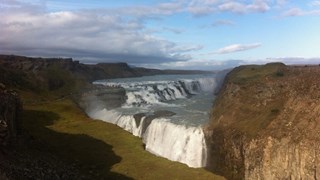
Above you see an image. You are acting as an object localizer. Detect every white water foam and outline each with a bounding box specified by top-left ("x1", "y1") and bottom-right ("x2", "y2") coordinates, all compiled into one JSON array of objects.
[
  {"x1": 89, "y1": 108, "x2": 145, "y2": 137},
  {"x1": 94, "y1": 74, "x2": 222, "y2": 107},
  {"x1": 143, "y1": 119, "x2": 207, "y2": 168},
  {"x1": 89, "y1": 108, "x2": 207, "y2": 167}
]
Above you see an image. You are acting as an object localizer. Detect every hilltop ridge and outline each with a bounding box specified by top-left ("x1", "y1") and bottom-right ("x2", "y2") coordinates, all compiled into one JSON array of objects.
[{"x1": 0, "y1": 54, "x2": 213, "y2": 95}]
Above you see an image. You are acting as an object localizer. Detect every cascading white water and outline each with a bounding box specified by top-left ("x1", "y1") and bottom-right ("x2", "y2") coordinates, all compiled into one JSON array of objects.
[
  {"x1": 143, "y1": 119, "x2": 207, "y2": 168},
  {"x1": 88, "y1": 108, "x2": 145, "y2": 137},
  {"x1": 88, "y1": 73, "x2": 227, "y2": 168}
]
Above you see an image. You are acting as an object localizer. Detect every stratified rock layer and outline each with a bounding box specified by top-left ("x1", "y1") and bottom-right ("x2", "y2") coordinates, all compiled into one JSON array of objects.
[{"x1": 205, "y1": 63, "x2": 320, "y2": 179}]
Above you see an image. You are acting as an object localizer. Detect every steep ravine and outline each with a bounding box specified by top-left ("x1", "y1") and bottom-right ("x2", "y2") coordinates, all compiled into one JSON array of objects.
[{"x1": 205, "y1": 63, "x2": 320, "y2": 179}]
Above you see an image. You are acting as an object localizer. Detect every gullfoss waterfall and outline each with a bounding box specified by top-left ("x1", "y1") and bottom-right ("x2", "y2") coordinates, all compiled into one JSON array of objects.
[{"x1": 85, "y1": 73, "x2": 226, "y2": 168}]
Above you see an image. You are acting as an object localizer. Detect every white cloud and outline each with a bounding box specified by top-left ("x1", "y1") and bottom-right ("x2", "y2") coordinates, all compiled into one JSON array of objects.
[
  {"x1": 140, "y1": 59, "x2": 245, "y2": 70},
  {"x1": 218, "y1": 0, "x2": 270, "y2": 14},
  {"x1": 267, "y1": 57, "x2": 320, "y2": 64},
  {"x1": 215, "y1": 43, "x2": 261, "y2": 54},
  {"x1": 170, "y1": 45, "x2": 203, "y2": 53},
  {"x1": 187, "y1": 6, "x2": 214, "y2": 16},
  {"x1": 282, "y1": 7, "x2": 320, "y2": 17},
  {"x1": 310, "y1": 0, "x2": 320, "y2": 7},
  {"x1": 163, "y1": 27, "x2": 185, "y2": 34},
  {"x1": 0, "y1": 1, "x2": 201, "y2": 64},
  {"x1": 212, "y1": 19, "x2": 235, "y2": 27},
  {"x1": 282, "y1": 8, "x2": 304, "y2": 16},
  {"x1": 276, "y1": 0, "x2": 288, "y2": 6},
  {"x1": 113, "y1": 1, "x2": 184, "y2": 18},
  {"x1": 2, "y1": 0, "x2": 313, "y2": 67},
  {"x1": 186, "y1": 0, "x2": 275, "y2": 16}
]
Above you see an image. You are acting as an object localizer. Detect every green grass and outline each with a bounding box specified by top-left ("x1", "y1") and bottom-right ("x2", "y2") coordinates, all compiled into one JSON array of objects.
[
  {"x1": 228, "y1": 63, "x2": 285, "y2": 84},
  {"x1": 22, "y1": 99, "x2": 224, "y2": 180},
  {"x1": 209, "y1": 63, "x2": 286, "y2": 138}
]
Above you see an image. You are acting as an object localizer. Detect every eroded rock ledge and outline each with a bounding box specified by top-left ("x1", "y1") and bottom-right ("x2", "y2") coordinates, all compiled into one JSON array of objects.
[{"x1": 205, "y1": 63, "x2": 320, "y2": 179}]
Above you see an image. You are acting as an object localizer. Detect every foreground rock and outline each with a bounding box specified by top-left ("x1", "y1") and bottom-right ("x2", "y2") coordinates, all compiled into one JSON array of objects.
[
  {"x1": 205, "y1": 63, "x2": 320, "y2": 179},
  {"x1": 0, "y1": 146, "x2": 88, "y2": 180},
  {"x1": 0, "y1": 83, "x2": 21, "y2": 147},
  {"x1": 0, "y1": 84, "x2": 92, "y2": 179}
]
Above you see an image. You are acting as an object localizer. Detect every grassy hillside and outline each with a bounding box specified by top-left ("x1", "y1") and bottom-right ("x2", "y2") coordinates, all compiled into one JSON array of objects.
[
  {"x1": 208, "y1": 62, "x2": 287, "y2": 137},
  {"x1": 22, "y1": 98, "x2": 224, "y2": 179}
]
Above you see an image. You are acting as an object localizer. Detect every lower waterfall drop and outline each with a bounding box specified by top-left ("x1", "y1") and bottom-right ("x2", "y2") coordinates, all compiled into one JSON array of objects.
[{"x1": 143, "y1": 119, "x2": 207, "y2": 168}]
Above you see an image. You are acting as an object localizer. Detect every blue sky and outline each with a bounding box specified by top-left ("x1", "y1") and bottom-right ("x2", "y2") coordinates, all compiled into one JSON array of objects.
[{"x1": 1, "y1": 0, "x2": 320, "y2": 70}]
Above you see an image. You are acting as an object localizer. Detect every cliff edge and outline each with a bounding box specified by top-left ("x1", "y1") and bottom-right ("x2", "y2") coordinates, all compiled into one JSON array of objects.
[{"x1": 205, "y1": 63, "x2": 320, "y2": 179}]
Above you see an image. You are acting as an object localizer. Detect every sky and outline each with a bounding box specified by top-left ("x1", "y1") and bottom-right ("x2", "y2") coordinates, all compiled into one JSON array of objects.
[{"x1": 1, "y1": 0, "x2": 320, "y2": 70}]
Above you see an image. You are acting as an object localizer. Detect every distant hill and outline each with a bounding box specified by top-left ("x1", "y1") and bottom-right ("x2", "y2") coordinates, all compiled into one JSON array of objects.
[{"x1": 0, "y1": 54, "x2": 212, "y2": 96}]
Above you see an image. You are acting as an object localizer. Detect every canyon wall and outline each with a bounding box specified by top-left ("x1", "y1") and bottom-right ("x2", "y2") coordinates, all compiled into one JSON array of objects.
[{"x1": 205, "y1": 63, "x2": 320, "y2": 179}]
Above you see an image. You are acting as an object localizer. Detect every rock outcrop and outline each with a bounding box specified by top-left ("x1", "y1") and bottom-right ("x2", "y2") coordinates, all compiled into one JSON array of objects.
[
  {"x1": 205, "y1": 63, "x2": 320, "y2": 179},
  {"x1": 0, "y1": 84, "x2": 22, "y2": 147},
  {"x1": 0, "y1": 86, "x2": 94, "y2": 179}
]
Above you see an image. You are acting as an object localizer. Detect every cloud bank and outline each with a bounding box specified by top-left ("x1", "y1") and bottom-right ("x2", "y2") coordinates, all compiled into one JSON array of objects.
[
  {"x1": 215, "y1": 43, "x2": 261, "y2": 54},
  {"x1": 0, "y1": 1, "x2": 198, "y2": 64},
  {"x1": 1, "y1": 0, "x2": 319, "y2": 70}
]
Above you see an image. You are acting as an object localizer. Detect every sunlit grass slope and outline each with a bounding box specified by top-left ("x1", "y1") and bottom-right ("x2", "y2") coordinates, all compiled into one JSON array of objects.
[{"x1": 22, "y1": 98, "x2": 224, "y2": 180}]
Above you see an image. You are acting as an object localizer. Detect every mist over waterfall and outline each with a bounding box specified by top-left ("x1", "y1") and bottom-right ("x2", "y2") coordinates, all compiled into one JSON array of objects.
[{"x1": 84, "y1": 72, "x2": 228, "y2": 168}]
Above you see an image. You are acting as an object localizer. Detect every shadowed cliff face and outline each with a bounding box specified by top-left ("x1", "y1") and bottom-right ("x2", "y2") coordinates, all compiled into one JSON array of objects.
[
  {"x1": 205, "y1": 63, "x2": 320, "y2": 180},
  {"x1": 0, "y1": 84, "x2": 22, "y2": 147}
]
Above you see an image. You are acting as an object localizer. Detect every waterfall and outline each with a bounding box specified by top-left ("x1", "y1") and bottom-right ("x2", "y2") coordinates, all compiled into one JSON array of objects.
[
  {"x1": 143, "y1": 119, "x2": 207, "y2": 168},
  {"x1": 87, "y1": 72, "x2": 228, "y2": 168}
]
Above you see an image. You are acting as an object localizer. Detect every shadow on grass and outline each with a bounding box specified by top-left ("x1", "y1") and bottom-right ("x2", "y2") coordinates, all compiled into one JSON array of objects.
[{"x1": 22, "y1": 110, "x2": 133, "y2": 179}]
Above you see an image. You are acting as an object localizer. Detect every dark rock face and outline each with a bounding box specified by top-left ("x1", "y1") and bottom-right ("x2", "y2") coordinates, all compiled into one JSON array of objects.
[
  {"x1": 134, "y1": 110, "x2": 176, "y2": 136},
  {"x1": 205, "y1": 64, "x2": 320, "y2": 180},
  {"x1": 133, "y1": 113, "x2": 146, "y2": 128},
  {"x1": 0, "y1": 149, "x2": 89, "y2": 180},
  {"x1": 0, "y1": 84, "x2": 22, "y2": 146},
  {"x1": 0, "y1": 84, "x2": 101, "y2": 179}
]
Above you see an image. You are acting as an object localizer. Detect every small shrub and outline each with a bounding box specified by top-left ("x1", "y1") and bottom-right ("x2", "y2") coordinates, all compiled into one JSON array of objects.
[{"x1": 275, "y1": 71, "x2": 284, "y2": 77}]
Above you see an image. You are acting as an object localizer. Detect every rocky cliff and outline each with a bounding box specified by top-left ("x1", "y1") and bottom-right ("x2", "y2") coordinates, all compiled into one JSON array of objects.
[
  {"x1": 0, "y1": 84, "x2": 22, "y2": 147},
  {"x1": 205, "y1": 63, "x2": 320, "y2": 179}
]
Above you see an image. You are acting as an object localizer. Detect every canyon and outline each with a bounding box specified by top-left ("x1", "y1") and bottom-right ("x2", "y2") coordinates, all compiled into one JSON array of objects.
[{"x1": 1, "y1": 55, "x2": 320, "y2": 179}]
